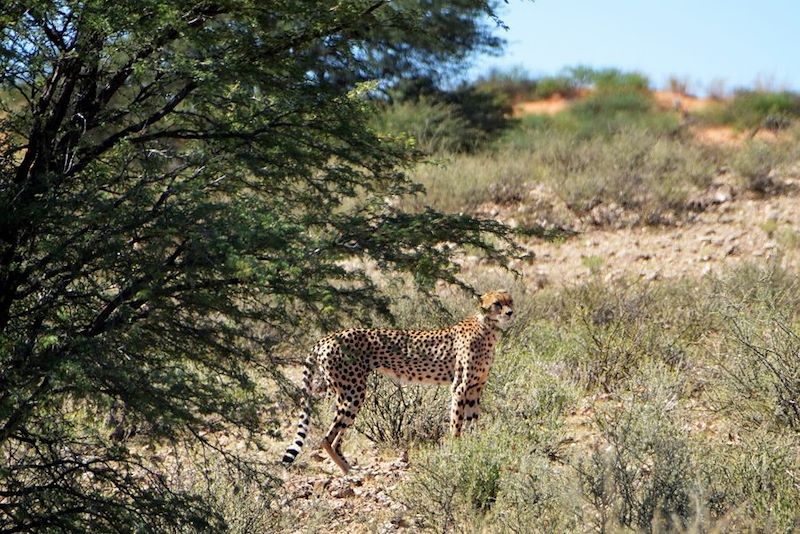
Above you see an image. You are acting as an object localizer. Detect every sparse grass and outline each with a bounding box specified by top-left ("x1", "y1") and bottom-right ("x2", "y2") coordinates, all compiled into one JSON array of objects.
[
  {"x1": 580, "y1": 255, "x2": 604, "y2": 275},
  {"x1": 407, "y1": 126, "x2": 714, "y2": 227},
  {"x1": 666, "y1": 76, "x2": 692, "y2": 96},
  {"x1": 776, "y1": 227, "x2": 800, "y2": 249},
  {"x1": 760, "y1": 219, "x2": 779, "y2": 237}
]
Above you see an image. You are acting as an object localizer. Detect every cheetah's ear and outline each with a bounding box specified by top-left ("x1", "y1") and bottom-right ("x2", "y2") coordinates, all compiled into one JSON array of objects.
[{"x1": 479, "y1": 292, "x2": 495, "y2": 310}]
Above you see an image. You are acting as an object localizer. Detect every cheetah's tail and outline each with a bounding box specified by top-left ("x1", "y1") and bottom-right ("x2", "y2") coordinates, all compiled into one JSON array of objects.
[{"x1": 281, "y1": 354, "x2": 315, "y2": 467}]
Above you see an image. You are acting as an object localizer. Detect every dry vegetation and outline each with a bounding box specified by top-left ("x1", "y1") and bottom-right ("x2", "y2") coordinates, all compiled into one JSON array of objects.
[{"x1": 253, "y1": 71, "x2": 800, "y2": 533}]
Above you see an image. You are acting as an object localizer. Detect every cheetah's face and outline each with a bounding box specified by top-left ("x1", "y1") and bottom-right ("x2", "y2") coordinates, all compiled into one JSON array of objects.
[{"x1": 480, "y1": 290, "x2": 514, "y2": 328}]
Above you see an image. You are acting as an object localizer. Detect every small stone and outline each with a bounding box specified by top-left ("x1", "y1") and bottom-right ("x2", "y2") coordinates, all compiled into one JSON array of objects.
[
  {"x1": 313, "y1": 479, "x2": 330, "y2": 494},
  {"x1": 331, "y1": 486, "x2": 355, "y2": 498},
  {"x1": 712, "y1": 189, "x2": 732, "y2": 204},
  {"x1": 640, "y1": 270, "x2": 659, "y2": 281}
]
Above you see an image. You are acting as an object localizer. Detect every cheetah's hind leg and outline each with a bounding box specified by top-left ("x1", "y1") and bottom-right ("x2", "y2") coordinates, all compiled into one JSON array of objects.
[
  {"x1": 320, "y1": 390, "x2": 364, "y2": 475},
  {"x1": 322, "y1": 439, "x2": 350, "y2": 474}
]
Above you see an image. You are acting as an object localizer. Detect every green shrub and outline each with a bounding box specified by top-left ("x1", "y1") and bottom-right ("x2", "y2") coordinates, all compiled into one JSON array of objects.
[
  {"x1": 181, "y1": 460, "x2": 280, "y2": 534},
  {"x1": 578, "y1": 402, "x2": 696, "y2": 532},
  {"x1": 712, "y1": 262, "x2": 800, "y2": 313},
  {"x1": 563, "y1": 66, "x2": 650, "y2": 92},
  {"x1": 592, "y1": 69, "x2": 651, "y2": 92},
  {"x1": 445, "y1": 84, "x2": 514, "y2": 145},
  {"x1": 373, "y1": 98, "x2": 476, "y2": 154},
  {"x1": 377, "y1": 77, "x2": 513, "y2": 154},
  {"x1": 701, "y1": 90, "x2": 800, "y2": 130},
  {"x1": 696, "y1": 430, "x2": 800, "y2": 532},
  {"x1": 204, "y1": 476, "x2": 280, "y2": 533},
  {"x1": 473, "y1": 69, "x2": 579, "y2": 102},
  {"x1": 532, "y1": 75, "x2": 578, "y2": 100},
  {"x1": 400, "y1": 432, "x2": 510, "y2": 531},
  {"x1": 400, "y1": 427, "x2": 573, "y2": 533},
  {"x1": 485, "y1": 344, "x2": 579, "y2": 453},
  {"x1": 544, "y1": 128, "x2": 711, "y2": 212},
  {"x1": 571, "y1": 88, "x2": 654, "y2": 117},
  {"x1": 567, "y1": 89, "x2": 666, "y2": 139},
  {"x1": 473, "y1": 67, "x2": 538, "y2": 103},
  {"x1": 543, "y1": 279, "x2": 716, "y2": 393},
  {"x1": 730, "y1": 139, "x2": 796, "y2": 193},
  {"x1": 715, "y1": 312, "x2": 800, "y2": 432}
]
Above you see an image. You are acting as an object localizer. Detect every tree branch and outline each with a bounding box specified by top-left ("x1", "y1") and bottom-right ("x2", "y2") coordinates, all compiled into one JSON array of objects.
[{"x1": 68, "y1": 81, "x2": 197, "y2": 176}]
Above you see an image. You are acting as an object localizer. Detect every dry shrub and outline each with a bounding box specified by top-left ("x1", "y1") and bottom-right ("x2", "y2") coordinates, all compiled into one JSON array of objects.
[
  {"x1": 355, "y1": 376, "x2": 449, "y2": 446},
  {"x1": 577, "y1": 403, "x2": 695, "y2": 533}
]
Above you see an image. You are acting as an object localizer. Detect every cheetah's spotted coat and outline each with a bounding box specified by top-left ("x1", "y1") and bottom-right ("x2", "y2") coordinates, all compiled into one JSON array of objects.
[{"x1": 282, "y1": 291, "x2": 514, "y2": 474}]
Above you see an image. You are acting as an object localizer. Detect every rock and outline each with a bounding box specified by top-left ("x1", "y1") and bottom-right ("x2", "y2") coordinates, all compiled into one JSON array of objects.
[
  {"x1": 640, "y1": 270, "x2": 660, "y2": 281},
  {"x1": 331, "y1": 486, "x2": 355, "y2": 499},
  {"x1": 712, "y1": 188, "x2": 733, "y2": 204}
]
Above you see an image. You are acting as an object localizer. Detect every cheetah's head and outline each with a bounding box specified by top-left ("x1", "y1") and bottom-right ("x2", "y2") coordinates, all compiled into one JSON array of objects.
[{"x1": 479, "y1": 290, "x2": 514, "y2": 328}]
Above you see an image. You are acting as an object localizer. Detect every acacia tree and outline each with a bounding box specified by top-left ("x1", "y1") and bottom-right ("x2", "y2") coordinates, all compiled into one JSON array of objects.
[{"x1": 0, "y1": 0, "x2": 511, "y2": 531}]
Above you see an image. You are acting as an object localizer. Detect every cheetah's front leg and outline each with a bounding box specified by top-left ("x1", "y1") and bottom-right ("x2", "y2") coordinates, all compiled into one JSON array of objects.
[
  {"x1": 464, "y1": 379, "x2": 486, "y2": 428},
  {"x1": 449, "y1": 367, "x2": 469, "y2": 437}
]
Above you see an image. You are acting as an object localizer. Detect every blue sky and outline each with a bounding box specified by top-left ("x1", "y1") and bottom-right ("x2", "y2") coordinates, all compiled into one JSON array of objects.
[{"x1": 470, "y1": 0, "x2": 800, "y2": 95}]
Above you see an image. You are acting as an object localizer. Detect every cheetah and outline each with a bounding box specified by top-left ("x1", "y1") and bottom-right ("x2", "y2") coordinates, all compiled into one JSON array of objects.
[{"x1": 281, "y1": 291, "x2": 514, "y2": 474}]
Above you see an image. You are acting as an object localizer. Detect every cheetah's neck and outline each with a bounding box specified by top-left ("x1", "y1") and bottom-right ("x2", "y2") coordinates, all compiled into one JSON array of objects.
[{"x1": 474, "y1": 313, "x2": 501, "y2": 334}]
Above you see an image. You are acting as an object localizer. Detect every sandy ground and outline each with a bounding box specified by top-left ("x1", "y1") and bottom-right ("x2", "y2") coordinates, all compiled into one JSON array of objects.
[
  {"x1": 513, "y1": 89, "x2": 711, "y2": 117},
  {"x1": 513, "y1": 96, "x2": 572, "y2": 116},
  {"x1": 652, "y1": 90, "x2": 711, "y2": 113},
  {"x1": 517, "y1": 191, "x2": 800, "y2": 288}
]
